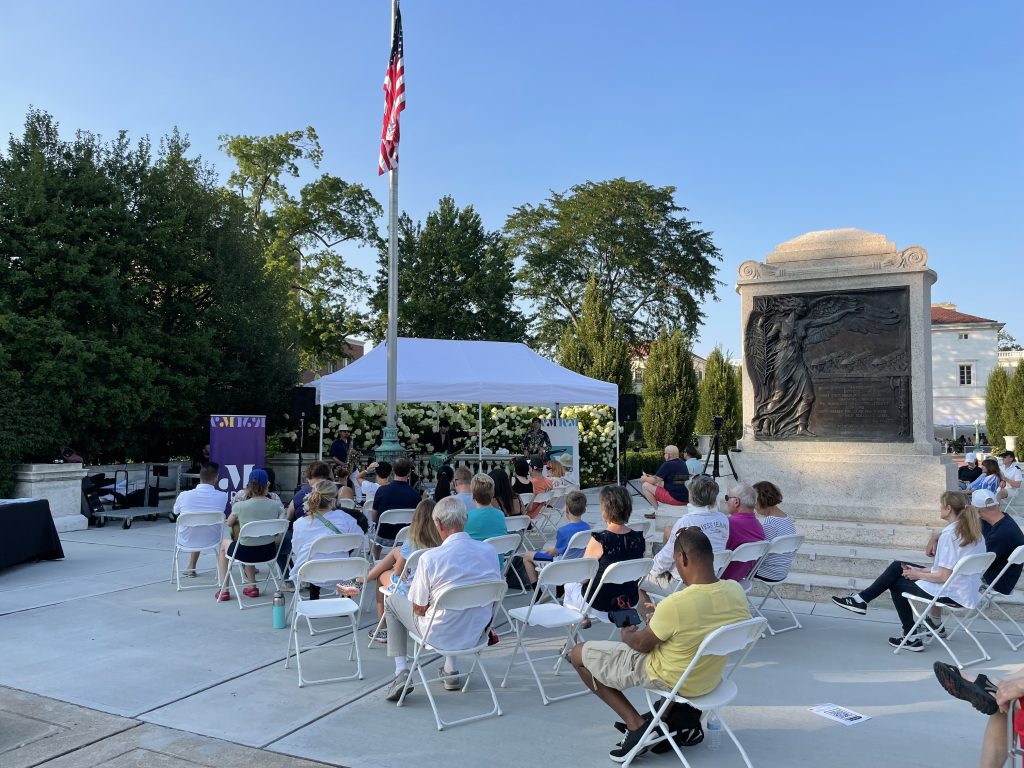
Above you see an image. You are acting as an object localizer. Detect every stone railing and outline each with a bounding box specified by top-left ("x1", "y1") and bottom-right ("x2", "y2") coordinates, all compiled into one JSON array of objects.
[{"x1": 412, "y1": 453, "x2": 524, "y2": 484}]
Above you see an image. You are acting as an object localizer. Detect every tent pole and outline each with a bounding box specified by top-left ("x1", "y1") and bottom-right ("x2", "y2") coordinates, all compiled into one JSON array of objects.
[
  {"x1": 478, "y1": 402, "x2": 483, "y2": 469},
  {"x1": 614, "y1": 406, "x2": 621, "y2": 485}
]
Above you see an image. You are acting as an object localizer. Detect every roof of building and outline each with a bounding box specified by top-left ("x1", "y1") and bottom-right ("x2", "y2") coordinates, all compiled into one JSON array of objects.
[{"x1": 931, "y1": 305, "x2": 1000, "y2": 325}]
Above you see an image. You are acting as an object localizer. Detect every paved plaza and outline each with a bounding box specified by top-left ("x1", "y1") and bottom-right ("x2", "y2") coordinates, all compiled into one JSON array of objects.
[{"x1": 1, "y1": 492, "x2": 1016, "y2": 768}]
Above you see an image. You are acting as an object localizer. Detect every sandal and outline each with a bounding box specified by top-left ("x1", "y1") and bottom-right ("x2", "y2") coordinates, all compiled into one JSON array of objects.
[{"x1": 933, "y1": 661, "x2": 999, "y2": 715}]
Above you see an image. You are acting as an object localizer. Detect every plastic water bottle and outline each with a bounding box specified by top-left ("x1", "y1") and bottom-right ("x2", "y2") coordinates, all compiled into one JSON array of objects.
[
  {"x1": 272, "y1": 592, "x2": 286, "y2": 629},
  {"x1": 706, "y1": 712, "x2": 721, "y2": 751}
]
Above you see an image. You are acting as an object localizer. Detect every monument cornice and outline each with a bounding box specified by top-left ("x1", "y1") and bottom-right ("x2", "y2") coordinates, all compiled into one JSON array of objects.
[{"x1": 736, "y1": 247, "x2": 934, "y2": 289}]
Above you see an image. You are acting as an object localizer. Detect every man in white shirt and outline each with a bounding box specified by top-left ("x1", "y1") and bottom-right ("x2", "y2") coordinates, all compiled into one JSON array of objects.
[
  {"x1": 998, "y1": 451, "x2": 1022, "y2": 501},
  {"x1": 640, "y1": 475, "x2": 729, "y2": 599},
  {"x1": 384, "y1": 496, "x2": 502, "y2": 701},
  {"x1": 173, "y1": 462, "x2": 228, "y2": 576}
]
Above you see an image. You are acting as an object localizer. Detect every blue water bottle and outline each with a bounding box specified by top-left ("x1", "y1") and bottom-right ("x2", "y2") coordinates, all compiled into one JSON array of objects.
[{"x1": 272, "y1": 591, "x2": 286, "y2": 629}]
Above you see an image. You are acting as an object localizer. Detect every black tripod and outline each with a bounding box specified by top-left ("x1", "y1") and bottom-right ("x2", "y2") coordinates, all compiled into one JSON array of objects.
[{"x1": 702, "y1": 426, "x2": 739, "y2": 481}]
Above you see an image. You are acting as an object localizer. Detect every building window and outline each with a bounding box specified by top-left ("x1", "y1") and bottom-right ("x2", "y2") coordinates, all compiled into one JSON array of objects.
[
  {"x1": 633, "y1": 369, "x2": 644, "y2": 386},
  {"x1": 959, "y1": 364, "x2": 973, "y2": 386},
  {"x1": 327, "y1": 361, "x2": 337, "y2": 374},
  {"x1": 958, "y1": 333, "x2": 969, "y2": 340}
]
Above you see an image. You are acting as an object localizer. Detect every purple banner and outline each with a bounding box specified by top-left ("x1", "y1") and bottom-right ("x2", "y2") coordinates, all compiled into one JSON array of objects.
[{"x1": 209, "y1": 415, "x2": 266, "y2": 496}]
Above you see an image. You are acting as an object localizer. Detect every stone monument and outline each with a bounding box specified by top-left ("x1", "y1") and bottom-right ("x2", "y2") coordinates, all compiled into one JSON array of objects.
[{"x1": 732, "y1": 228, "x2": 955, "y2": 526}]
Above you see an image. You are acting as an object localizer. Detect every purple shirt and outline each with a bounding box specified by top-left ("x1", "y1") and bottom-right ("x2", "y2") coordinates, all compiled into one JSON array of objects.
[{"x1": 722, "y1": 511, "x2": 766, "y2": 582}]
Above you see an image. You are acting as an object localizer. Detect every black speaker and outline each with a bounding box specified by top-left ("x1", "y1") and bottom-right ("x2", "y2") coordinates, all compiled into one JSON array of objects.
[
  {"x1": 289, "y1": 386, "x2": 317, "y2": 420},
  {"x1": 618, "y1": 393, "x2": 640, "y2": 423}
]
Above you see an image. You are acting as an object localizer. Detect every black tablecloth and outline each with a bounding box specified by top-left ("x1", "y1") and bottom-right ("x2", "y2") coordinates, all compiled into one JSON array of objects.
[{"x1": 0, "y1": 500, "x2": 65, "y2": 570}]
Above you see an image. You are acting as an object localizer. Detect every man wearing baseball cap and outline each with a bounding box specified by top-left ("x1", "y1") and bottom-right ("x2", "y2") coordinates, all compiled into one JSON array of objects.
[
  {"x1": 998, "y1": 451, "x2": 1022, "y2": 501},
  {"x1": 958, "y1": 452, "x2": 982, "y2": 489},
  {"x1": 328, "y1": 425, "x2": 351, "y2": 470},
  {"x1": 973, "y1": 489, "x2": 1024, "y2": 595}
]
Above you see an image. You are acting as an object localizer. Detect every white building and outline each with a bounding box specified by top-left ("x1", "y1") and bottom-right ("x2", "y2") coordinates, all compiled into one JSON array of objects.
[
  {"x1": 999, "y1": 349, "x2": 1024, "y2": 371},
  {"x1": 931, "y1": 303, "x2": 1003, "y2": 434}
]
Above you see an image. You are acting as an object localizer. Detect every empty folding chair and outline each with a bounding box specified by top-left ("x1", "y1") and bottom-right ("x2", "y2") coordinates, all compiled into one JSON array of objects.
[
  {"x1": 956, "y1": 544, "x2": 1024, "y2": 651},
  {"x1": 750, "y1": 534, "x2": 805, "y2": 634},
  {"x1": 895, "y1": 551, "x2": 996, "y2": 668},
  {"x1": 578, "y1": 557, "x2": 656, "y2": 638},
  {"x1": 170, "y1": 511, "x2": 224, "y2": 591},
  {"x1": 536, "y1": 487, "x2": 568, "y2": 537},
  {"x1": 620, "y1": 617, "x2": 769, "y2": 768},
  {"x1": 218, "y1": 518, "x2": 290, "y2": 609},
  {"x1": 284, "y1": 557, "x2": 368, "y2": 686},
  {"x1": 501, "y1": 557, "x2": 600, "y2": 705},
  {"x1": 626, "y1": 519, "x2": 654, "y2": 539},
  {"x1": 395, "y1": 580, "x2": 508, "y2": 730},
  {"x1": 485, "y1": 533, "x2": 525, "y2": 632},
  {"x1": 370, "y1": 508, "x2": 415, "y2": 555}
]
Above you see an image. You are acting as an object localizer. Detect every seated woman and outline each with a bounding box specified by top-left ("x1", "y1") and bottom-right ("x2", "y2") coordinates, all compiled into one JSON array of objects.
[
  {"x1": 564, "y1": 485, "x2": 646, "y2": 621},
  {"x1": 752, "y1": 480, "x2": 797, "y2": 583},
  {"x1": 433, "y1": 465, "x2": 454, "y2": 503},
  {"x1": 969, "y1": 458, "x2": 1004, "y2": 496},
  {"x1": 364, "y1": 498, "x2": 441, "y2": 644},
  {"x1": 489, "y1": 467, "x2": 524, "y2": 516},
  {"x1": 511, "y1": 458, "x2": 533, "y2": 496},
  {"x1": 216, "y1": 469, "x2": 284, "y2": 601},
  {"x1": 290, "y1": 479, "x2": 362, "y2": 599},
  {"x1": 831, "y1": 491, "x2": 986, "y2": 650},
  {"x1": 547, "y1": 457, "x2": 569, "y2": 488}
]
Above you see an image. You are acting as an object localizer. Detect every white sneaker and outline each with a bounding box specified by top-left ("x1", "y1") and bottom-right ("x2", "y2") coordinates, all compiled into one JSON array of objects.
[{"x1": 441, "y1": 669, "x2": 464, "y2": 691}]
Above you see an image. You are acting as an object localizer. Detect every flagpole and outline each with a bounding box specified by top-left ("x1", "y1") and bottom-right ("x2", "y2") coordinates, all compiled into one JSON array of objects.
[{"x1": 376, "y1": 0, "x2": 404, "y2": 464}]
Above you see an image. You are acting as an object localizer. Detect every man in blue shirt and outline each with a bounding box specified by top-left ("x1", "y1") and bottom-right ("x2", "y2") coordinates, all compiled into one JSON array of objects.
[
  {"x1": 641, "y1": 445, "x2": 690, "y2": 520},
  {"x1": 683, "y1": 446, "x2": 704, "y2": 477},
  {"x1": 372, "y1": 457, "x2": 422, "y2": 553},
  {"x1": 327, "y1": 425, "x2": 351, "y2": 470}
]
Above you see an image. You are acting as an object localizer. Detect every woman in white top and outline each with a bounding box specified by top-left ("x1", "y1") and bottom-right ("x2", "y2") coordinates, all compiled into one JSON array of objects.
[
  {"x1": 547, "y1": 458, "x2": 570, "y2": 488},
  {"x1": 831, "y1": 491, "x2": 986, "y2": 650},
  {"x1": 752, "y1": 481, "x2": 797, "y2": 582},
  {"x1": 290, "y1": 480, "x2": 362, "y2": 599}
]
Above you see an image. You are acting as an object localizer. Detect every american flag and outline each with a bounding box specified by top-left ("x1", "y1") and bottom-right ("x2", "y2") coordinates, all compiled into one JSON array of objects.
[{"x1": 378, "y1": 2, "x2": 405, "y2": 175}]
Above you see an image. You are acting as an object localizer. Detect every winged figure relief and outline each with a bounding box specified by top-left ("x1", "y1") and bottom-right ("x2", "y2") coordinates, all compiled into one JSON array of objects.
[{"x1": 745, "y1": 295, "x2": 900, "y2": 438}]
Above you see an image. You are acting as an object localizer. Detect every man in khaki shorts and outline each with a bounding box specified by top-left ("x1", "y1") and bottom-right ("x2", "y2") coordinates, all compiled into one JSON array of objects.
[{"x1": 569, "y1": 527, "x2": 749, "y2": 762}]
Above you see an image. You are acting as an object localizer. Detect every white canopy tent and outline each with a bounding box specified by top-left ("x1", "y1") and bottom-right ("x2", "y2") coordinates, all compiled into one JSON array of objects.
[{"x1": 311, "y1": 337, "x2": 620, "y2": 480}]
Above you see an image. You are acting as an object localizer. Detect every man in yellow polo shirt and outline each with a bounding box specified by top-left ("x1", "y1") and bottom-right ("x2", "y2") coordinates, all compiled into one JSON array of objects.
[{"x1": 569, "y1": 526, "x2": 749, "y2": 762}]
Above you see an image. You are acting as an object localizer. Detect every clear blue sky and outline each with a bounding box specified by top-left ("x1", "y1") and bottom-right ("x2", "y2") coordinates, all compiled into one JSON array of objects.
[{"x1": 2, "y1": 1, "x2": 1021, "y2": 356}]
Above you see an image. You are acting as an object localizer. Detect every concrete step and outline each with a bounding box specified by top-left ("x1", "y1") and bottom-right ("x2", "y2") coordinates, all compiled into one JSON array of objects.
[
  {"x1": 793, "y1": 543, "x2": 935, "y2": 580},
  {"x1": 794, "y1": 517, "x2": 940, "y2": 548}
]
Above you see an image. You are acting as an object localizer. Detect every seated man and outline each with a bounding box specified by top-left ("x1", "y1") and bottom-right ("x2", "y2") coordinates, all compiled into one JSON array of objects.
[
  {"x1": 958, "y1": 452, "x2": 982, "y2": 489},
  {"x1": 721, "y1": 483, "x2": 766, "y2": 581},
  {"x1": 371, "y1": 457, "x2": 420, "y2": 555},
  {"x1": 452, "y1": 466, "x2": 474, "y2": 511},
  {"x1": 569, "y1": 528, "x2": 750, "y2": 761},
  {"x1": 384, "y1": 496, "x2": 502, "y2": 700},
  {"x1": 173, "y1": 461, "x2": 228, "y2": 577},
  {"x1": 975, "y1": 489, "x2": 1024, "y2": 594},
  {"x1": 641, "y1": 445, "x2": 690, "y2": 520},
  {"x1": 464, "y1": 473, "x2": 508, "y2": 542},
  {"x1": 641, "y1": 475, "x2": 729, "y2": 599}
]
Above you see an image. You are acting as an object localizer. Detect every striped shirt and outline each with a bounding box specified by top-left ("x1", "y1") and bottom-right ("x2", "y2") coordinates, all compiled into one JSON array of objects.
[{"x1": 755, "y1": 514, "x2": 797, "y2": 581}]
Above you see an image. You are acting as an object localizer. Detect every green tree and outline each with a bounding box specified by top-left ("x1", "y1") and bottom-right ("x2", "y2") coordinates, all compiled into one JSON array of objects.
[
  {"x1": 369, "y1": 196, "x2": 526, "y2": 342},
  {"x1": 640, "y1": 329, "x2": 699, "y2": 449},
  {"x1": 695, "y1": 347, "x2": 742, "y2": 448},
  {"x1": 999, "y1": 329, "x2": 1023, "y2": 351},
  {"x1": 986, "y1": 367, "x2": 1012, "y2": 450},
  {"x1": 559, "y1": 278, "x2": 633, "y2": 394},
  {"x1": 1004, "y1": 366, "x2": 1024, "y2": 441},
  {"x1": 505, "y1": 178, "x2": 721, "y2": 349},
  {"x1": 220, "y1": 128, "x2": 381, "y2": 371}
]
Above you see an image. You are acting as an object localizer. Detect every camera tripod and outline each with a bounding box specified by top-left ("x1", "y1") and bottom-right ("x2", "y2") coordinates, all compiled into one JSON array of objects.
[{"x1": 702, "y1": 427, "x2": 739, "y2": 481}]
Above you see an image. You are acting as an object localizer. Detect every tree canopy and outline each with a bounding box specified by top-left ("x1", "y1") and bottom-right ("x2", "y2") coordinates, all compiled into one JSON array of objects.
[
  {"x1": 559, "y1": 277, "x2": 633, "y2": 395},
  {"x1": 369, "y1": 196, "x2": 526, "y2": 343},
  {"x1": 695, "y1": 347, "x2": 742, "y2": 449},
  {"x1": 505, "y1": 178, "x2": 721, "y2": 349},
  {"x1": 640, "y1": 329, "x2": 699, "y2": 450}
]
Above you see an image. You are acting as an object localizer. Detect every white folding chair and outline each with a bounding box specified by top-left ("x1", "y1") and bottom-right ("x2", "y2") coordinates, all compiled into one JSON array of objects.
[
  {"x1": 749, "y1": 534, "x2": 805, "y2": 635},
  {"x1": 368, "y1": 548, "x2": 425, "y2": 648},
  {"x1": 291, "y1": 533, "x2": 367, "y2": 631},
  {"x1": 536, "y1": 487, "x2": 567, "y2": 537},
  {"x1": 713, "y1": 549, "x2": 732, "y2": 578},
  {"x1": 284, "y1": 558, "x2": 367, "y2": 686},
  {"x1": 896, "y1": 551, "x2": 997, "y2": 668},
  {"x1": 715, "y1": 541, "x2": 770, "y2": 587},
  {"x1": 627, "y1": 519, "x2": 654, "y2": 540},
  {"x1": 500, "y1": 557, "x2": 600, "y2": 705},
  {"x1": 395, "y1": 580, "x2": 508, "y2": 730},
  {"x1": 620, "y1": 617, "x2": 769, "y2": 768},
  {"x1": 370, "y1": 508, "x2": 415, "y2": 552},
  {"x1": 956, "y1": 544, "x2": 1024, "y2": 651},
  {"x1": 501, "y1": 515, "x2": 534, "y2": 595},
  {"x1": 218, "y1": 518, "x2": 289, "y2": 609},
  {"x1": 338, "y1": 498, "x2": 356, "y2": 510},
  {"x1": 580, "y1": 557, "x2": 656, "y2": 639},
  {"x1": 393, "y1": 525, "x2": 411, "y2": 547},
  {"x1": 485, "y1": 533, "x2": 525, "y2": 631},
  {"x1": 170, "y1": 512, "x2": 224, "y2": 591}
]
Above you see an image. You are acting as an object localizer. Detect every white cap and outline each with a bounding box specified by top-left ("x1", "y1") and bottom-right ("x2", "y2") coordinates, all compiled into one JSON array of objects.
[
  {"x1": 972, "y1": 489, "x2": 998, "y2": 509},
  {"x1": 965, "y1": 452, "x2": 977, "y2": 464}
]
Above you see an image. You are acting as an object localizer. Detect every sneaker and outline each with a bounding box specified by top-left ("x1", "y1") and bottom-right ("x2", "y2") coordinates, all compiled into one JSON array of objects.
[
  {"x1": 925, "y1": 616, "x2": 947, "y2": 638},
  {"x1": 889, "y1": 635, "x2": 924, "y2": 652},
  {"x1": 242, "y1": 585, "x2": 260, "y2": 598},
  {"x1": 609, "y1": 715, "x2": 653, "y2": 763},
  {"x1": 214, "y1": 589, "x2": 231, "y2": 602},
  {"x1": 831, "y1": 595, "x2": 867, "y2": 615},
  {"x1": 385, "y1": 670, "x2": 413, "y2": 702},
  {"x1": 183, "y1": 569, "x2": 197, "y2": 579},
  {"x1": 368, "y1": 628, "x2": 388, "y2": 644},
  {"x1": 441, "y1": 669, "x2": 464, "y2": 691}
]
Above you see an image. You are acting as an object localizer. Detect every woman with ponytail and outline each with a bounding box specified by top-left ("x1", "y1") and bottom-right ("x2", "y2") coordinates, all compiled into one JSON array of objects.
[
  {"x1": 831, "y1": 491, "x2": 986, "y2": 651},
  {"x1": 289, "y1": 479, "x2": 362, "y2": 599}
]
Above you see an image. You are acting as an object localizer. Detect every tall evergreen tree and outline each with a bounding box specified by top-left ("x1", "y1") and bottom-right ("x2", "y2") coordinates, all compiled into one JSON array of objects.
[
  {"x1": 1003, "y1": 366, "x2": 1024, "y2": 442},
  {"x1": 559, "y1": 277, "x2": 633, "y2": 394},
  {"x1": 640, "y1": 329, "x2": 699, "y2": 449},
  {"x1": 986, "y1": 367, "x2": 1012, "y2": 450},
  {"x1": 695, "y1": 346, "x2": 742, "y2": 448}
]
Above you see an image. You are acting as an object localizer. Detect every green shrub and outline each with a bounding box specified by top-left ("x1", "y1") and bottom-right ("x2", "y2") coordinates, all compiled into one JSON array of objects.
[{"x1": 622, "y1": 450, "x2": 665, "y2": 481}]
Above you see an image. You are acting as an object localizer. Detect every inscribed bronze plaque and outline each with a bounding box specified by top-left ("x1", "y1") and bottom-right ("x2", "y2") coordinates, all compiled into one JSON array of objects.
[{"x1": 745, "y1": 287, "x2": 911, "y2": 441}]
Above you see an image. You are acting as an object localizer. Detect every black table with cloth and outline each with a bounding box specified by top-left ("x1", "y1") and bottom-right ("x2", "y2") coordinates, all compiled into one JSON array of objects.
[{"x1": 0, "y1": 499, "x2": 65, "y2": 570}]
